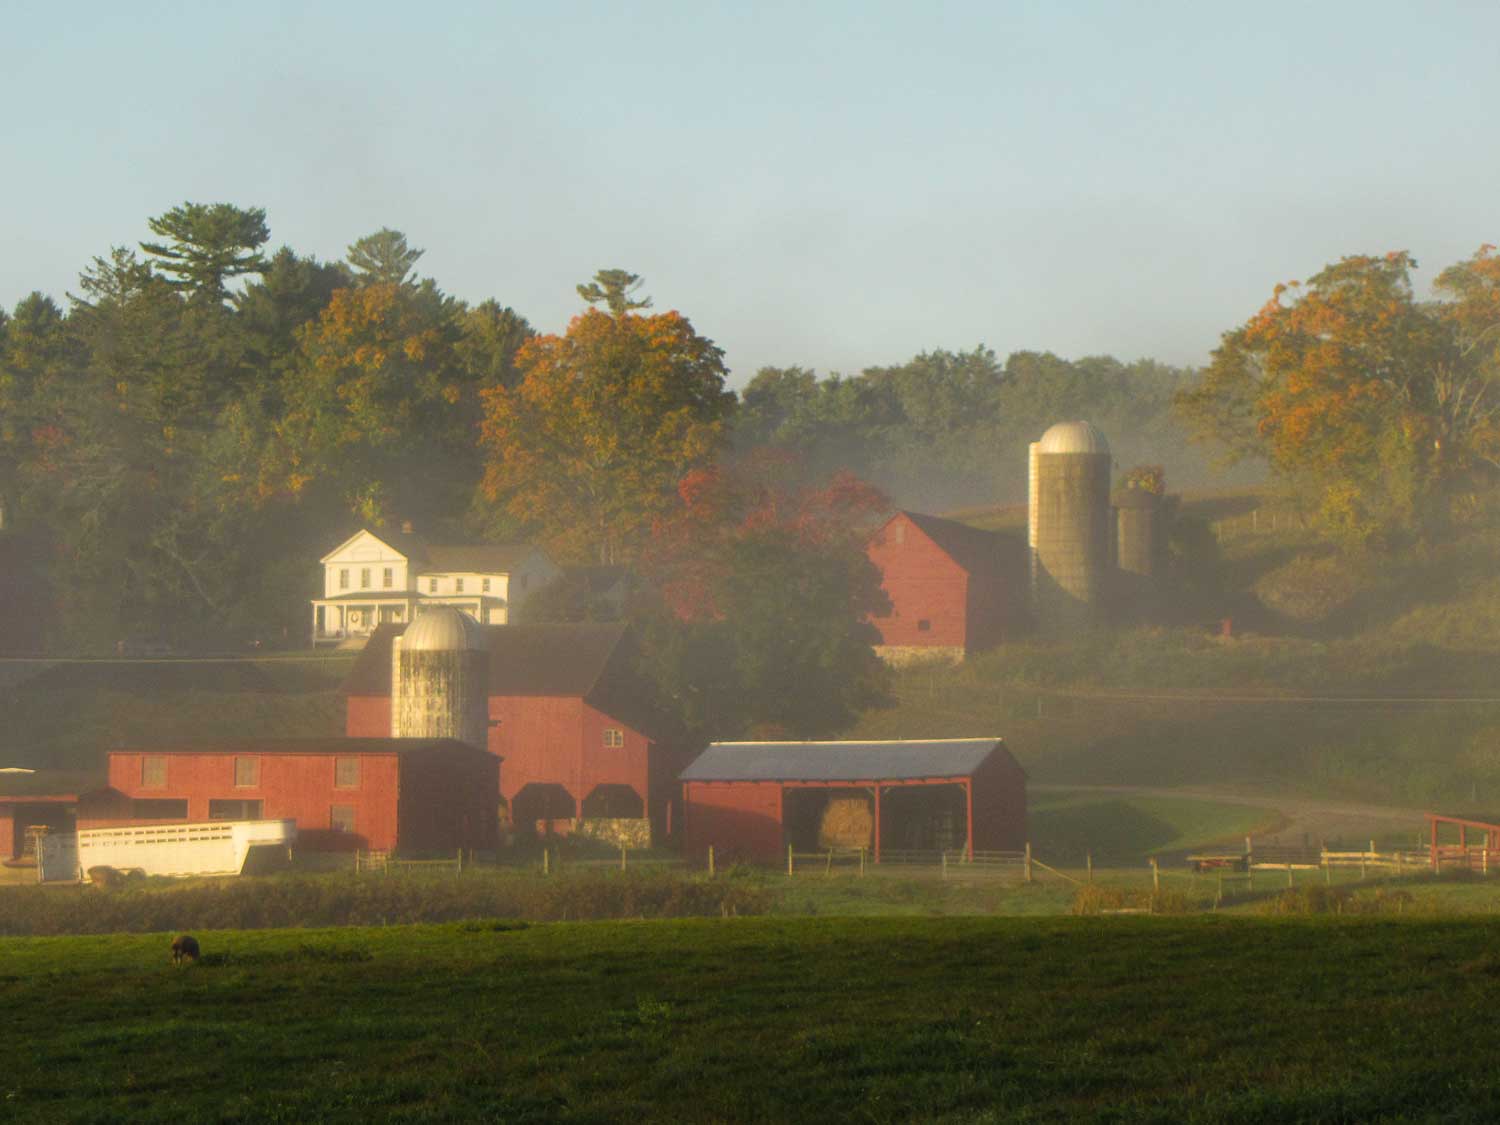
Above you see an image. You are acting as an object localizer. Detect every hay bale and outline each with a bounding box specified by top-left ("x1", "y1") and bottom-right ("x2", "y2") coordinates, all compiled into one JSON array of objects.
[{"x1": 818, "y1": 796, "x2": 873, "y2": 849}]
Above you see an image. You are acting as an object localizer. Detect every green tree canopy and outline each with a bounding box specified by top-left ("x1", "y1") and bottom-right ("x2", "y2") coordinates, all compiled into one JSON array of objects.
[
  {"x1": 140, "y1": 202, "x2": 269, "y2": 304},
  {"x1": 347, "y1": 228, "x2": 424, "y2": 287}
]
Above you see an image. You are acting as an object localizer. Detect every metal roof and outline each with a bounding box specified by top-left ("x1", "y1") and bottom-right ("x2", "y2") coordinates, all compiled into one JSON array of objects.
[{"x1": 680, "y1": 739, "x2": 1007, "y2": 783}]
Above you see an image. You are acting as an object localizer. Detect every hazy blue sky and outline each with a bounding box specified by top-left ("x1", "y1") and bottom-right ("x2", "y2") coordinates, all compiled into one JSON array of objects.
[{"x1": 4, "y1": 1, "x2": 1496, "y2": 384}]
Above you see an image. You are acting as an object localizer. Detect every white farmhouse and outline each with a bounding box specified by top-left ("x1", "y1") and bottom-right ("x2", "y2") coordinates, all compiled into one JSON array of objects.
[{"x1": 311, "y1": 527, "x2": 560, "y2": 646}]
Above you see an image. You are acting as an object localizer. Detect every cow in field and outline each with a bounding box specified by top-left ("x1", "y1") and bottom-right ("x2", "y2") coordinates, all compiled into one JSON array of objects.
[{"x1": 171, "y1": 935, "x2": 200, "y2": 966}]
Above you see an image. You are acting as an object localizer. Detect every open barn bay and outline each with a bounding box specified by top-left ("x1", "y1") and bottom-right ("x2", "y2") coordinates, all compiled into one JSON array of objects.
[{"x1": 6, "y1": 915, "x2": 1500, "y2": 1122}]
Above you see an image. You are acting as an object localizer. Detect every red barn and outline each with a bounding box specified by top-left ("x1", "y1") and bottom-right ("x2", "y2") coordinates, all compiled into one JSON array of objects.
[
  {"x1": 680, "y1": 738, "x2": 1026, "y2": 864},
  {"x1": 865, "y1": 511, "x2": 1023, "y2": 663},
  {"x1": 77, "y1": 739, "x2": 498, "y2": 854},
  {"x1": 344, "y1": 623, "x2": 680, "y2": 845}
]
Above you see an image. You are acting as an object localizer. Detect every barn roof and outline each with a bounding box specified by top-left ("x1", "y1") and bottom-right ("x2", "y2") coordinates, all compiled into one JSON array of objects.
[
  {"x1": 680, "y1": 738, "x2": 1009, "y2": 783},
  {"x1": 0, "y1": 768, "x2": 106, "y2": 799},
  {"x1": 891, "y1": 511, "x2": 1006, "y2": 576},
  {"x1": 108, "y1": 738, "x2": 482, "y2": 757}
]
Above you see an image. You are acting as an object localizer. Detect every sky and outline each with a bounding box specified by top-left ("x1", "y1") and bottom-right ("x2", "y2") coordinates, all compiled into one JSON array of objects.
[{"x1": 3, "y1": 1, "x2": 1497, "y2": 386}]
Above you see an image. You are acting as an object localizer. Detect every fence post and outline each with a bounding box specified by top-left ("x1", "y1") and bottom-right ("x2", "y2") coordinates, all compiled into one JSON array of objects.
[
  {"x1": 1286, "y1": 863, "x2": 1293, "y2": 889},
  {"x1": 543, "y1": 848, "x2": 550, "y2": 876},
  {"x1": 621, "y1": 845, "x2": 627, "y2": 872},
  {"x1": 1086, "y1": 851, "x2": 1093, "y2": 884},
  {"x1": 1151, "y1": 856, "x2": 1160, "y2": 892},
  {"x1": 457, "y1": 847, "x2": 463, "y2": 875},
  {"x1": 859, "y1": 847, "x2": 866, "y2": 877},
  {"x1": 787, "y1": 844, "x2": 794, "y2": 877},
  {"x1": 1025, "y1": 842, "x2": 1033, "y2": 884},
  {"x1": 355, "y1": 849, "x2": 361, "y2": 874},
  {"x1": 708, "y1": 845, "x2": 715, "y2": 877},
  {"x1": 942, "y1": 851, "x2": 948, "y2": 880}
]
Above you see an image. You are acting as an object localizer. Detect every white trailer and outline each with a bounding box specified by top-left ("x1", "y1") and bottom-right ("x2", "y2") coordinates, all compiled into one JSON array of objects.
[{"x1": 39, "y1": 819, "x2": 297, "y2": 882}]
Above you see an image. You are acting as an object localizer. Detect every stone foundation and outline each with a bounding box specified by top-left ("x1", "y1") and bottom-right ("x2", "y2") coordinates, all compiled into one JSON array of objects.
[
  {"x1": 572, "y1": 817, "x2": 653, "y2": 849},
  {"x1": 875, "y1": 645, "x2": 964, "y2": 668}
]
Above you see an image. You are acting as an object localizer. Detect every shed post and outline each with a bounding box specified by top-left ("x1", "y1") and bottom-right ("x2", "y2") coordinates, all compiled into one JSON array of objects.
[
  {"x1": 873, "y1": 784, "x2": 882, "y2": 865},
  {"x1": 1024, "y1": 841, "x2": 1032, "y2": 884},
  {"x1": 787, "y1": 843, "x2": 794, "y2": 877},
  {"x1": 1151, "y1": 856, "x2": 1159, "y2": 892},
  {"x1": 1086, "y1": 851, "x2": 1093, "y2": 883},
  {"x1": 708, "y1": 845, "x2": 715, "y2": 877},
  {"x1": 964, "y1": 779, "x2": 975, "y2": 860}
]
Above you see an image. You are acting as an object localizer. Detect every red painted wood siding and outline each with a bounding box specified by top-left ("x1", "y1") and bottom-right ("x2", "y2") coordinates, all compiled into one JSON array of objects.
[
  {"x1": 102, "y1": 751, "x2": 402, "y2": 852},
  {"x1": 396, "y1": 746, "x2": 500, "y2": 853},
  {"x1": 682, "y1": 781, "x2": 784, "y2": 862},
  {"x1": 970, "y1": 752, "x2": 1027, "y2": 851},
  {"x1": 866, "y1": 514, "x2": 972, "y2": 649}
]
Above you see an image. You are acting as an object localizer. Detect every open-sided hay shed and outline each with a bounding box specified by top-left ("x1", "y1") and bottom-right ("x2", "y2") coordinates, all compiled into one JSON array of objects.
[{"x1": 680, "y1": 739, "x2": 1025, "y2": 864}]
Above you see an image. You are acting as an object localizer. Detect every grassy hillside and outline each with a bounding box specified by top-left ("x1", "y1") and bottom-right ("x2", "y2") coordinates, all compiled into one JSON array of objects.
[
  {"x1": 7, "y1": 914, "x2": 1500, "y2": 1121},
  {"x1": 0, "y1": 656, "x2": 349, "y2": 772},
  {"x1": 851, "y1": 489, "x2": 1500, "y2": 811}
]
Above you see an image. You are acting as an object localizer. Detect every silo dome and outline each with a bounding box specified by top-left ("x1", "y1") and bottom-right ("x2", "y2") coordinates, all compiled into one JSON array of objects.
[
  {"x1": 1037, "y1": 421, "x2": 1110, "y2": 456},
  {"x1": 402, "y1": 607, "x2": 485, "y2": 652}
]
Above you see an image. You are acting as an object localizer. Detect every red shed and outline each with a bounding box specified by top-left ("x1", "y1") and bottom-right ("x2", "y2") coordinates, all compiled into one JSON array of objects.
[
  {"x1": 0, "y1": 769, "x2": 102, "y2": 863},
  {"x1": 680, "y1": 738, "x2": 1026, "y2": 864},
  {"x1": 865, "y1": 511, "x2": 1023, "y2": 663},
  {"x1": 344, "y1": 623, "x2": 681, "y2": 845},
  {"x1": 79, "y1": 738, "x2": 498, "y2": 854}
]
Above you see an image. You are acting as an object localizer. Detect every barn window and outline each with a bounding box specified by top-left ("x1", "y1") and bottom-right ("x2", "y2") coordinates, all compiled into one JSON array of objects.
[
  {"x1": 234, "y1": 757, "x2": 260, "y2": 788},
  {"x1": 602, "y1": 728, "x2": 624, "y2": 749},
  {"x1": 335, "y1": 758, "x2": 361, "y2": 789},
  {"x1": 209, "y1": 799, "x2": 262, "y2": 820},
  {"x1": 141, "y1": 756, "x2": 167, "y2": 788},
  {"x1": 132, "y1": 798, "x2": 186, "y2": 819},
  {"x1": 330, "y1": 805, "x2": 356, "y2": 833},
  {"x1": 455, "y1": 578, "x2": 465, "y2": 593},
  {"x1": 917, "y1": 619, "x2": 931, "y2": 632},
  {"x1": 339, "y1": 568, "x2": 349, "y2": 590},
  {"x1": 382, "y1": 567, "x2": 393, "y2": 588}
]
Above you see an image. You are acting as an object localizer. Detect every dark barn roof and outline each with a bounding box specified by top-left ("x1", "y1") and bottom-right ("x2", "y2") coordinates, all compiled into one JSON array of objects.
[
  {"x1": 681, "y1": 738, "x2": 1010, "y2": 783},
  {"x1": 110, "y1": 738, "x2": 480, "y2": 757},
  {"x1": 0, "y1": 768, "x2": 106, "y2": 800},
  {"x1": 896, "y1": 511, "x2": 1007, "y2": 576},
  {"x1": 343, "y1": 623, "x2": 671, "y2": 740}
]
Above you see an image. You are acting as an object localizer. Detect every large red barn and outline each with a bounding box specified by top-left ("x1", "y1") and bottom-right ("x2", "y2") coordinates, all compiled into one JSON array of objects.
[
  {"x1": 865, "y1": 511, "x2": 1024, "y2": 663},
  {"x1": 344, "y1": 623, "x2": 681, "y2": 845},
  {"x1": 77, "y1": 739, "x2": 498, "y2": 854},
  {"x1": 680, "y1": 738, "x2": 1026, "y2": 864}
]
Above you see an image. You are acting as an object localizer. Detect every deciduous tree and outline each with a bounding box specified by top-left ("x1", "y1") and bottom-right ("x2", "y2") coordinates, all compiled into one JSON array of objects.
[{"x1": 480, "y1": 288, "x2": 734, "y2": 563}]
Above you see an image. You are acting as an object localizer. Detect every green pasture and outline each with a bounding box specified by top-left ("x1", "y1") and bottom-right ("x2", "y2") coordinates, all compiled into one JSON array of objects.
[
  {"x1": 1027, "y1": 788, "x2": 1277, "y2": 862},
  {"x1": 8, "y1": 914, "x2": 1500, "y2": 1122}
]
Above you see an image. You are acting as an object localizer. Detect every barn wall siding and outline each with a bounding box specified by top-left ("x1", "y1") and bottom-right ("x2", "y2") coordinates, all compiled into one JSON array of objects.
[
  {"x1": 102, "y1": 751, "x2": 403, "y2": 852},
  {"x1": 683, "y1": 781, "x2": 783, "y2": 862},
  {"x1": 867, "y1": 515, "x2": 971, "y2": 650}
]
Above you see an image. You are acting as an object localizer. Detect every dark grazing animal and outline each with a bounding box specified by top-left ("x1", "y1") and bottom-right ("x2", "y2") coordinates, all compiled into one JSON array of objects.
[{"x1": 170, "y1": 935, "x2": 200, "y2": 966}]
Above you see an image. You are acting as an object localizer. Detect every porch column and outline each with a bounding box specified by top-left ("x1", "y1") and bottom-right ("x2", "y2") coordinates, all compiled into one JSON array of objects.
[
  {"x1": 873, "y1": 784, "x2": 882, "y2": 864},
  {"x1": 965, "y1": 778, "x2": 974, "y2": 860}
]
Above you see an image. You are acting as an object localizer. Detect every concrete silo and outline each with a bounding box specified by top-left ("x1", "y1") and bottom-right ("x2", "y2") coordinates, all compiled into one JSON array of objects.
[
  {"x1": 1028, "y1": 421, "x2": 1112, "y2": 632},
  {"x1": 390, "y1": 607, "x2": 489, "y2": 750},
  {"x1": 1113, "y1": 486, "x2": 1164, "y2": 617}
]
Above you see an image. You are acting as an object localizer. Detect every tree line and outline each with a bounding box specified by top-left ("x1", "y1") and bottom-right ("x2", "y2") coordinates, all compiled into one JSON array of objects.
[{"x1": 0, "y1": 201, "x2": 1216, "y2": 736}]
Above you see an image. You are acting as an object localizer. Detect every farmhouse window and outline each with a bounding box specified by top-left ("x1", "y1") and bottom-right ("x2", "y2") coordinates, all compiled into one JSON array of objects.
[
  {"x1": 141, "y1": 755, "x2": 167, "y2": 788},
  {"x1": 482, "y1": 578, "x2": 491, "y2": 592},
  {"x1": 603, "y1": 728, "x2": 625, "y2": 749},
  {"x1": 917, "y1": 619, "x2": 931, "y2": 632},
  {"x1": 360, "y1": 567, "x2": 371, "y2": 588},
  {"x1": 382, "y1": 568, "x2": 393, "y2": 588},
  {"x1": 339, "y1": 568, "x2": 349, "y2": 590},
  {"x1": 234, "y1": 757, "x2": 260, "y2": 788},
  {"x1": 131, "y1": 798, "x2": 187, "y2": 819},
  {"x1": 330, "y1": 805, "x2": 356, "y2": 833},
  {"x1": 429, "y1": 578, "x2": 438, "y2": 593},
  {"x1": 455, "y1": 578, "x2": 465, "y2": 593},
  {"x1": 209, "y1": 799, "x2": 262, "y2": 820},
  {"x1": 335, "y1": 758, "x2": 361, "y2": 789}
]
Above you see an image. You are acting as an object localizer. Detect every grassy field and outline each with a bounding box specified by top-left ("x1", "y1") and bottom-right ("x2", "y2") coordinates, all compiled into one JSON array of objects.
[
  {"x1": 8, "y1": 913, "x2": 1500, "y2": 1122},
  {"x1": 1027, "y1": 789, "x2": 1279, "y2": 862}
]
